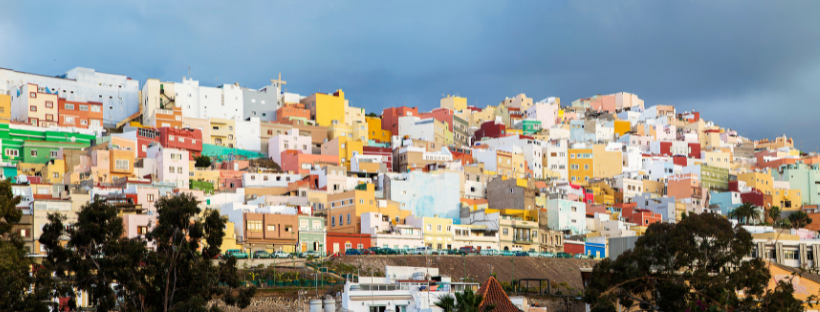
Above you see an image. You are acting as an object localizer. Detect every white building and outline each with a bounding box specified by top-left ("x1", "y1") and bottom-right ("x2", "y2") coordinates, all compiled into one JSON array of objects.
[
  {"x1": 241, "y1": 172, "x2": 302, "y2": 188},
  {"x1": 525, "y1": 98, "x2": 560, "y2": 129},
  {"x1": 147, "y1": 144, "x2": 190, "y2": 189},
  {"x1": 361, "y1": 212, "x2": 424, "y2": 251},
  {"x1": 234, "y1": 116, "x2": 261, "y2": 152},
  {"x1": 0, "y1": 67, "x2": 140, "y2": 126},
  {"x1": 268, "y1": 130, "x2": 311, "y2": 165},
  {"x1": 543, "y1": 139, "x2": 568, "y2": 180},
  {"x1": 477, "y1": 136, "x2": 544, "y2": 179}
]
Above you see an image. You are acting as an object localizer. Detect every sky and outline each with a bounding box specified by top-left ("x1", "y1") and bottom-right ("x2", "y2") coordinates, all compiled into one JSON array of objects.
[{"x1": 2, "y1": 1, "x2": 819, "y2": 150}]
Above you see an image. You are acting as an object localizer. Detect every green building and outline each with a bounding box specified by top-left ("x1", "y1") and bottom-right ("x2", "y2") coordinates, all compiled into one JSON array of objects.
[
  {"x1": 521, "y1": 120, "x2": 542, "y2": 135},
  {"x1": 772, "y1": 163, "x2": 820, "y2": 205},
  {"x1": 297, "y1": 215, "x2": 326, "y2": 255},
  {"x1": 22, "y1": 141, "x2": 89, "y2": 164},
  {"x1": 201, "y1": 143, "x2": 266, "y2": 162},
  {"x1": 0, "y1": 123, "x2": 96, "y2": 165},
  {"x1": 189, "y1": 180, "x2": 215, "y2": 195},
  {"x1": 700, "y1": 164, "x2": 729, "y2": 191}
]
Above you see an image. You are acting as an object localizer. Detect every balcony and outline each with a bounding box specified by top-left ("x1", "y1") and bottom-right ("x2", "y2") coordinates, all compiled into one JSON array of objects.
[{"x1": 513, "y1": 236, "x2": 536, "y2": 244}]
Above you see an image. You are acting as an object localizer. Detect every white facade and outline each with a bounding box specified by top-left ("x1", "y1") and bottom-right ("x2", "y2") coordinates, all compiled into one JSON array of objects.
[
  {"x1": 234, "y1": 117, "x2": 261, "y2": 152},
  {"x1": 148, "y1": 145, "x2": 190, "y2": 189},
  {"x1": 525, "y1": 99, "x2": 560, "y2": 129},
  {"x1": 397, "y1": 116, "x2": 438, "y2": 142},
  {"x1": 477, "y1": 136, "x2": 544, "y2": 179},
  {"x1": 543, "y1": 139, "x2": 568, "y2": 180},
  {"x1": 0, "y1": 67, "x2": 140, "y2": 126},
  {"x1": 268, "y1": 130, "x2": 310, "y2": 165},
  {"x1": 241, "y1": 172, "x2": 302, "y2": 188}
]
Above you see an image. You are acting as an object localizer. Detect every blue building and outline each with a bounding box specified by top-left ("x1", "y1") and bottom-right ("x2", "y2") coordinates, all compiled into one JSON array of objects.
[
  {"x1": 384, "y1": 171, "x2": 462, "y2": 224},
  {"x1": 585, "y1": 242, "x2": 606, "y2": 259}
]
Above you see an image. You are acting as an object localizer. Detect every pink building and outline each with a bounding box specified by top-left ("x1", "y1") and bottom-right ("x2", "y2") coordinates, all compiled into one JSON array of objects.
[
  {"x1": 667, "y1": 173, "x2": 701, "y2": 201},
  {"x1": 525, "y1": 101, "x2": 560, "y2": 129},
  {"x1": 280, "y1": 149, "x2": 339, "y2": 174},
  {"x1": 268, "y1": 132, "x2": 312, "y2": 166},
  {"x1": 589, "y1": 95, "x2": 616, "y2": 113}
]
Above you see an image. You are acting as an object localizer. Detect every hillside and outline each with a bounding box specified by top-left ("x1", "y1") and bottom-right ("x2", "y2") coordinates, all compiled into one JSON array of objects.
[{"x1": 329, "y1": 255, "x2": 598, "y2": 291}]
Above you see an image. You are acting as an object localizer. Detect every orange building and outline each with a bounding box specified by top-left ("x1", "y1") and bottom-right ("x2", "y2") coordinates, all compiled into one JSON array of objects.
[
  {"x1": 57, "y1": 99, "x2": 103, "y2": 129},
  {"x1": 155, "y1": 107, "x2": 183, "y2": 129},
  {"x1": 276, "y1": 104, "x2": 311, "y2": 123}
]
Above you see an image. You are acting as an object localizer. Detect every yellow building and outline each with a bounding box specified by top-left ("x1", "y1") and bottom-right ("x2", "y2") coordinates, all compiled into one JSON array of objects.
[
  {"x1": 209, "y1": 118, "x2": 236, "y2": 147},
  {"x1": 702, "y1": 149, "x2": 733, "y2": 170},
  {"x1": 592, "y1": 144, "x2": 623, "y2": 179},
  {"x1": 440, "y1": 95, "x2": 467, "y2": 111},
  {"x1": 325, "y1": 184, "x2": 411, "y2": 233},
  {"x1": 492, "y1": 209, "x2": 539, "y2": 252},
  {"x1": 588, "y1": 181, "x2": 616, "y2": 205},
  {"x1": 302, "y1": 89, "x2": 346, "y2": 127},
  {"x1": 366, "y1": 116, "x2": 392, "y2": 143},
  {"x1": 0, "y1": 94, "x2": 10, "y2": 123},
  {"x1": 642, "y1": 180, "x2": 665, "y2": 197},
  {"x1": 321, "y1": 137, "x2": 363, "y2": 171},
  {"x1": 344, "y1": 105, "x2": 366, "y2": 126},
  {"x1": 737, "y1": 170, "x2": 774, "y2": 196},
  {"x1": 408, "y1": 215, "x2": 454, "y2": 250},
  {"x1": 190, "y1": 164, "x2": 221, "y2": 190},
  {"x1": 772, "y1": 188, "x2": 802, "y2": 211},
  {"x1": 327, "y1": 123, "x2": 369, "y2": 143},
  {"x1": 17, "y1": 159, "x2": 66, "y2": 184},
  {"x1": 568, "y1": 147, "x2": 594, "y2": 185},
  {"x1": 613, "y1": 120, "x2": 631, "y2": 137}
]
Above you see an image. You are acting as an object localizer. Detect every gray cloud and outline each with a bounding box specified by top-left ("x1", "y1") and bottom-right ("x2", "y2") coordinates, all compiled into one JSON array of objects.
[{"x1": 4, "y1": 0, "x2": 820, "y2": 149}]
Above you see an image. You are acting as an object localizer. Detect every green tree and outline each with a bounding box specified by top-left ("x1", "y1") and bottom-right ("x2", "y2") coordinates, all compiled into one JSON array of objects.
[
  {"x1": 788, "y1": 210, "x2": 813, "y2": 229},
  {"x1": 40, "y1": 193, "x2": 255, "y2": 312},
  {"x1": 729, "y1": 202, "x2": 759, "y2": 225},
  {"x1": 1, "y1": 179, "x2": 58, "y2": 312},
  {"x1": 434, "y1": 288, "x2": 491, "y2": 312},
  {"x1": 583, "y1": 213, "x2": 802, "y2": 312},
  {"x1": 194, "y1": 155, "x2": 212, "y2": 168},
  {"x1": 366, "y1": 112, "x2": 378, "y2": 118}
]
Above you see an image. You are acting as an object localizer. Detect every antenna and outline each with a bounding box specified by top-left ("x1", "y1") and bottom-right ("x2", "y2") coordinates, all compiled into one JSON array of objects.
[{"x1": 188, "y1": 66, "x2": 191, "y2": 76}]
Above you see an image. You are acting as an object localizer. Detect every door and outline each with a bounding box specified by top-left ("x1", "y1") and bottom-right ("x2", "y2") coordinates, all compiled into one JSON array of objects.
[
  {"x1": 333, "y1": 243, "x2": 339, "y2": 254},
  {"x1": 301, "y1": 242, "x2": 307, "y2": 252}
]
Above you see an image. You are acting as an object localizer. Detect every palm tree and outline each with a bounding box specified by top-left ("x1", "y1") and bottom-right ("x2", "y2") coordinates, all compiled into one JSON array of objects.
[
  {"x1": 434, "y1": 288, "x2": 488, "y2": 312},
  {"x1": 730, "y1": 202, "x2": 758, "y2": 225},
  {"x1": 434, "y1": 294, "x2": 456, "y2": 312}
]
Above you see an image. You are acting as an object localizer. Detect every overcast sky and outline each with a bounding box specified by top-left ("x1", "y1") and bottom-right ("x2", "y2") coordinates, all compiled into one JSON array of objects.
[{"x1": 2, "y1": 1, "x2": 819, "y2": 150}]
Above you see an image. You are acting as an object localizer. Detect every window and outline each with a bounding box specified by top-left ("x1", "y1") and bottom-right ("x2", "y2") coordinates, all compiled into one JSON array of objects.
[
  {"x1": 31, "y1": 150, "x2": 37, "y2": 157},
  {"x1": 30, "y1": 106, "x2": 37, "y2": 112},
  {"x1": 65, "y1": 103, "x2": 75, "y2": 110},
  {"x1": 267, "y1": 225, "x2": 276, "y2": 231},
  {"x1": 248, "y1": 221, "x2": 263, "y2": 231},
  {"x1": 177, "y1": 167, "x2": 183, "y2": 174},
  {"x1": 437, "y1": 225, "x2": 442, "y2": 231},
  {"x1": 784, "y1": 250, "x2": 798, "y2": 260},
  {"x1": 300, "y1": 220, "x2": 308, "y2": 229},
  {"x1": 91, "y1": 105, "x2": 101, "y2": 112},
  {"x1": 148, "y1": 194, "x2": 155, "y2": 202},
  {"x1": 64, "y1": 116, "x2": 75, "y2": 124},
  {"x1": 5, "y1": 149, "x2": 19, "y2": 157},
  {"x1": 313, "y1": 220, "x2": 321, "y2": 229},
  {"x1": 137, "y1": 226, "x2": 148, "y2": 235},
  {"x1": 503, "y1": 228, "x2": 509, "y2": 235},
  {"x1": 347, "y1": 213, "x2": 351, "y2": 224},
  {"x1": 115, "y1": 159, "x2": 129, "y2": 170},
  {"x1": 179, "y1": 137, "x2": 184, "y2": 143},
  {"x1": 50, "y1": 150, "x2": 58, "y2": 158},
  {"x1": 332, "y1": 216, "x2": 336, "y2": 227},
  {"x1": 30, "y1": 92, "x2": 36, "y2": 98},
  {"x1": 446, "y1": 225, "x2": 451, "y2": 232},
  {"x1": 81, "y1": 119, "x2": 88, "y2": 125},
  {"x1": 426, "y1": 224, "x2": 432, "y2": 231},
  {"x1": 45, "y1": 101, "x2": 54, "y2": 108}
]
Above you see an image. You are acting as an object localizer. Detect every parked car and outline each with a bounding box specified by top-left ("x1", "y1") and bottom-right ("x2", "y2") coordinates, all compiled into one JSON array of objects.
[
  {"x1": 441, "y1": 249, "x2": 461, "y2": 255},
  {"x1": 526, "y1": 251, "x2": 541, "y2": 257},
  {"x1": 539, "y1": 252, "x2": 555, "y2": 258},
  {"x1": 224, "y1": 249, "x2": 249, "y2": 259},
  {"x1": 556, "y1": 252, "x2": 571, "y2": 258},
  {"x1": 252, "y1": 250, "x2": 270, "y2": 259},
  {"x1": 415, "y1": 247, "x2": 435, "y2": 255},
  {"x1": 480, "y1": 249, "x2": 500, "y2": 256},
  {"x1": 458, "y1": 246, "x2": 480, "y2": 255},
  {"x1": 501, "y1": 250, "x2": 515, "y2": 257},
  {"x1": 573, "y1": 253, "x2": 592, "y2": 259},
  {"x1": 513, "y1": 251, "x2": 529, "y2": 257},
  {"x1": 345, "y1": 249, "x2": 362, "y2": 256},
  {"x1": 272, "y1": 251, "x2": 293, "y2": 258},
  {"x1": 299, "y1": 251, "x2": 322, "y2": 258},
  {"x1": 377, "y1": 248, "x2": 402, "y2": 255},
  {"x1": 367, "y1": 247, "x2": 383, "y2": 254},
  {"x1": 361, "y1": 249, "x2": 377, "y2": 255}
]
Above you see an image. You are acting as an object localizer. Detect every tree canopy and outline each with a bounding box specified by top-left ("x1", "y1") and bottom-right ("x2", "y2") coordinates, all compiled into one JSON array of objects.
[
  {"x1": 583, "y1": 212, "x2": 803, "y2": 312},
  {"x1": 194, "y1": 155, "x2": 213, "y2": 168},
  {"x1": 40, "y1": 192, "x2": 255, "y2": 312}
]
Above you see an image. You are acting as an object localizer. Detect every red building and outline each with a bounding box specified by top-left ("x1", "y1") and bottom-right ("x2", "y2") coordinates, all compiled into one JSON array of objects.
[
  {"x1": 136, "y1": 127, "x2": 160, "y2": 158},
  {"x1": 362, "y1": 146, "x2": 393, "y2": 172},
  {"x1": 672, "y1": 156, "x2": 688, "y2": 166},
  {"x1": 159, "y1": 127, "x2": 203, "y2": 158},
  {"x1": 630, "y1": 209, "x2": 662, "y2": 226},
  {"x1": 688, "y1": 142, "x2": 701, "y2": 159},
  {"x1": 418, "y1": 108, "x2": 454, "y2": 132},
  {"x1": 474, "y1": 120, "x2": 506, "y2": 142},
  {"x1": 326, "y1": 232, "x2": 372, "y2": 255},
  {"x1": 381, "y1": 106, "x2": 419, "y2": 135},
  {"x1": 563, "y1": 240, "x2": 585, "y2": 255}
]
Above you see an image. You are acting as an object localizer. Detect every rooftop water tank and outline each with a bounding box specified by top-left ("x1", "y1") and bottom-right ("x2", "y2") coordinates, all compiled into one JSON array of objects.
[
  {"x1": 310, "y1": 299, "x2": 323, "y2": 312},
  {"x1": 323, "y1": 298, "x2": 336, "y2": 312}
]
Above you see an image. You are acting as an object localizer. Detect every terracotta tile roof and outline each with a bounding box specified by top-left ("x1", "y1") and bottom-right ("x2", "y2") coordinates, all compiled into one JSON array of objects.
[{"x1": 477, "y1": 276, "x2": 520, "y2": 312}]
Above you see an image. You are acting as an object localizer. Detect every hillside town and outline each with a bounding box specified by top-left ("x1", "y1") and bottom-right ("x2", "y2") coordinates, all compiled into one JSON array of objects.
[{"x1": 3, "y1": 66, "x2": 820, "y2": 310}]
